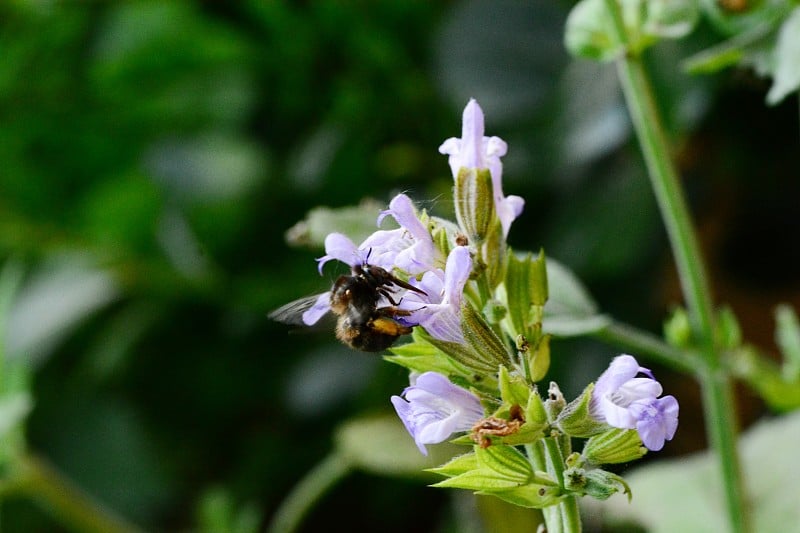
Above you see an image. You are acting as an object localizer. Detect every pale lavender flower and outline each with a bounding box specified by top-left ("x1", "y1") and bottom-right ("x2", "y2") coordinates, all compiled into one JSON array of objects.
[
  {"x1": 316, "y1": 195, "x2": 439, "y2": 277},
  {"x1": 302, "y1": 292, "x2": 332, "y2": 326},
  {"x1": 399, "y1": 246, "x2": 472, "y2": 343},
  {"x1": 439, "y1": 99, "x2": 524, "y2": 237},
  {"x1": 629, "y1": 395, "x2": 679, "y2": 451},
  {"x1": 591, "y1": 354, "x2": 679, "y2": 451},
  {"x1": 375, "y1": 193, "x2": 441, "y2": 275},
  {"x1": 391, "y1": 371, "x2": 484, "y2": 455}
]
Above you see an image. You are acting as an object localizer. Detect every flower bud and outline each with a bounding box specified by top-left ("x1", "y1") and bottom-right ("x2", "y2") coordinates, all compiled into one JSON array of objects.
[{"x1": 454, "y1": 167, "x2": 495, "y2": 244}]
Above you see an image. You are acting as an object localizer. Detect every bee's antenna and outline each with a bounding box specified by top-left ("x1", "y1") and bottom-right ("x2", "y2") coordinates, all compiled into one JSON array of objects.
[{"x1": 364, "y1": 247, "x2": 373, "y2": 265}]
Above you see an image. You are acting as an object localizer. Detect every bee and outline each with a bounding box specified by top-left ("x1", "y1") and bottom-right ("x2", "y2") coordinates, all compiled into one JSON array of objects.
[{"x1": 270, "y1": 263, "x2": 426, "y2": 352}]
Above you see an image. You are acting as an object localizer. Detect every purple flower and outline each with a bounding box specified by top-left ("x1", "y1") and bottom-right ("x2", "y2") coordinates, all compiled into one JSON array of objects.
[
  {"x1": 399, "y1": 246, "x2": 472, "y2": 343},
  {"x1": 439, "y1": 99, "x2": 524, "y2": 238},
  {"x1": 316, "y1": 195, "x2": 439, "y2": 277},
  {"x1": 591, "y1": 354, "x2": 679, "y2": 451},
  {"x1": 376, "y1": 193, "x2": 441, "y2": 275},
  {"x1": 391, "y1": 371, "x2": 484, "y2": 455}
]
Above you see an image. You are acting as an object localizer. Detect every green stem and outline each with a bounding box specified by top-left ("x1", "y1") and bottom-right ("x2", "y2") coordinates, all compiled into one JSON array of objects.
[
  {"x1": 541, "y1": 438, "x2": 581, "y2": 533},
  {"x1": 699, "y1": 367, "x2": 751, "y2": 533},
  {"x1": 601, "y1": 2, "x2": 750, "y2": 532},
  {"x1": 594, "y1": 321, "x2": 699, "y2": 374},
  {"x1": 267, "y1": 452, "x2": 351, "y2": 533},
  {"x1": 9, "y1": 454, "x2": 142, "y2": 533}
]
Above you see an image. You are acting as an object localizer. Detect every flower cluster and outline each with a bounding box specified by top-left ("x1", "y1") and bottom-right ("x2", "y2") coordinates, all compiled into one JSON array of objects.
[{"x1": 282, "y1": 99, "x2": 680, "y2": 512}]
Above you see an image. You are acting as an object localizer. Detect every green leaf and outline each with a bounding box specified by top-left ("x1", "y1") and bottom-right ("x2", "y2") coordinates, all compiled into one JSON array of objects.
[
  {"x1": 565, "y1": 0, "x2": 697, "y2": 62},
  {"x1": 642, "y1": 0, "x2": 699, "y2": 39},
  {"x1": 386, "y1": 334, "x2": 464, "y2": 377},
  {"x1": 433, "y1": 470, "x2": 526, "y2": 491},
  {"x1": 767, "y1": 7, "x2": 800, "y2": 104},
  {"x1": 284, "y1": 199, "x2": 391, "y2": 250},
  {"x1": 543, "y1": 259, "x2": 610, "y2": 337},
  {"x1": 565, "y1": 0, "x2": 620, "y2": 62},
  {"x1": 594, "y1": 410, "x2": 800, "y2": 531},
  {"x1": 682, "y1": 21, "x2": 773, "y2": 74},
  {"x1": 730, "y1": 346, "x2": 800, "y2": 411},
  {"x1": 334, "y1": 415, "x2": 442, "y2": 478},
  {"x1": 476, "y1": 445, "x2": 533, "y2": 483},
  {"x1": 428, "y1": 452, "x2": 478, "y2": 477},
  {"x1": 775, "y1": 304, "x2": 800, "y2": 381},
  {"x1": 476, "y1": 483, "x2": 562, "y2": 508}
]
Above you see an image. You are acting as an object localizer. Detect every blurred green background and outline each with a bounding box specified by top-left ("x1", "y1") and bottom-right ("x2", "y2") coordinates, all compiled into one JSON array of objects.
[{"x1": 1, "y1": 1, "x2": 798, "y2": 531}]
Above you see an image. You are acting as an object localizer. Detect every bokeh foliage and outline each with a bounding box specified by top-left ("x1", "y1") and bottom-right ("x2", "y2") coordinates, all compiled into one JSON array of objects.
[{"x1": 0, "y1": 1, "x2": 798, "y2": 531}]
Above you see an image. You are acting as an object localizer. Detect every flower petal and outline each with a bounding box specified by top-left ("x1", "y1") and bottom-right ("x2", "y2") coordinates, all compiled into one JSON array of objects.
[
  {"x1": 302, "y1": 292, "x2": 331, "y2": 325},
  {"x1": 317, "y1": 233, "x2": 361, "y2": 273},
  {"x1": 391, "y1": 372, "x2": 484, "y2": 456}
]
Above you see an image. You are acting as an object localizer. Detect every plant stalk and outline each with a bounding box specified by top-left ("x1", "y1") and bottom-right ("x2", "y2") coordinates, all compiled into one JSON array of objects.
[
  {"x1": 10, "y1": 454, "x2": 142, "y2": 533},
  {"x1": 267, "y1": 452, "x2": 351, "y2": 533},
  {"x1": 601, "y1": 1, "x2": 750, "y2": 531}
]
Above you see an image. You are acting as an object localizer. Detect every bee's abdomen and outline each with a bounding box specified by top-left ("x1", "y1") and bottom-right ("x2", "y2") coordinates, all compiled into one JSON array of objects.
[{"x1": 335, "y1": 316, "x2": 399, "y2": 352}]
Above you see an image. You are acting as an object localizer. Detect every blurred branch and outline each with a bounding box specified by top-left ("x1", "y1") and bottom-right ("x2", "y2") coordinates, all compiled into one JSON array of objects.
[
  {"x1": 593, "y1": 321, "x2": 699, "y2": 374},
  {"x1": 267, "y1": 452, "x2": 351, "y2": 533},
  {"x1": 3, "y1": 453, "x2": 144, "y2": 533}
]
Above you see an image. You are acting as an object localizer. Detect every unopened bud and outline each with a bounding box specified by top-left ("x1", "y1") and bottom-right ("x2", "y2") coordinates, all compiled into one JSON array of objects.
[{"x1": 454, "y1": 167, "x2": 494, "y2": 244}]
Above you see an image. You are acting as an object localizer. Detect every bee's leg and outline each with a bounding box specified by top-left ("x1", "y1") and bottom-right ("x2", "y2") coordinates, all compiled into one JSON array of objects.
[
  {"x1": 376, "y1": 306, "x2": 414, "y2": 318},
  {"x1": 379, "y1": 288, "x2": 403, "y2": 306}
]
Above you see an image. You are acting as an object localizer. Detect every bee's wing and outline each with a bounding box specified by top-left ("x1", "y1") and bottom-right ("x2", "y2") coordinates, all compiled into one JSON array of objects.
[{"x1": 269, "y1": 294, "x2": 328, "y2": 326}]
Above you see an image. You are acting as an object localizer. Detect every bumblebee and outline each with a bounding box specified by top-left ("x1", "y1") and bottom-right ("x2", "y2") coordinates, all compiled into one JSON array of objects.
[{"x1": 270, "y1": 263, "x2": 426, "y2": 352}]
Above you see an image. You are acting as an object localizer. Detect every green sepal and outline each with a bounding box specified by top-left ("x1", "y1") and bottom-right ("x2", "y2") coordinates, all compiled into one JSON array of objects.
[
  {"x1": 583, "y1": 428, "x2": 647, "y2": 465},
  {"x1": 412, "y1": 326, "x2": 497, "y2": 374},
  {"x1": 461, "y1": 303, "x2": 513, "y2": 369},
  {"x1": 481, "y1": 220, "x2": 507, "y2": 289},
  {"x1": 431, "y1": 445, "x2": 529, "y2": 488},
  {"x1": 475, "y1": 369, "x2": 548, "y2": 446},
  {"x1": 498, "y1": 366, "x2": 529, "y2": 407},
  {"x1": 430, "y1": 446, "x2": 562, "y2": 508},
  {"x1": 555, "y1": 383, "x2": 610, "y2": 437},
  {"x1": 502, "y1": 250, "x2": 548, "y2": 341},
  {"x1": 528, "y1": 334, "x2": 551, "y2": 384},
  {"x1": 387, "y1": 329, "x2": 499, "y2": 393},
  {"x1": 454, "y1": 167, "x2": 494, "y2": 244},
  {"x1": 525, "y1": 387, "x2": 548, "y2": 426}
]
